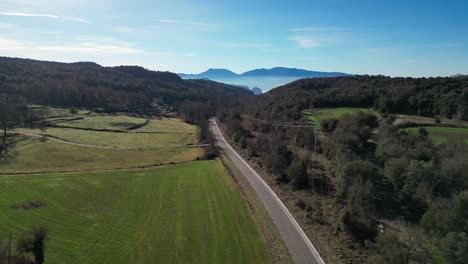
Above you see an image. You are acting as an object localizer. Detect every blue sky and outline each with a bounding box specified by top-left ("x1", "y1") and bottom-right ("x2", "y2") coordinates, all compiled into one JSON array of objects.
[{"x1": 0, "y1": 0, "x2": 467, "y2": 76}]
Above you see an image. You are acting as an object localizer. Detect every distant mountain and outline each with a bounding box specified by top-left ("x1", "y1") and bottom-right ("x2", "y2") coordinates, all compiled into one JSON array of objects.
[
  {"x1": 241, "y1": 67, "x2": 350, "y2": 78},
  {"x1": 251, "y1": 87, "x2": 262, "y2": 95},
  {"x1": 178, "y1": 67, "x2": 351, "y2": 91},
  {"x1": 179, "y1": 68, "x2": 238, "y2": 79}
]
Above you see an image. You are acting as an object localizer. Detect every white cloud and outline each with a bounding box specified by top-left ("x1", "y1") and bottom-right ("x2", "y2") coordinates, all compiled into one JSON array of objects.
[
  {"x1": 0, "y1": 37, "x2": 143, "y2": 55},
  {"x1": 0, "y1": 11, "x2": 58, "y2": 18},
  {"x1": 159, "y1": 19, "x2": 214, "y2": 27},
  {"x1": 39, "y1": 43, "x2": 142, "y2": 54},
  {"x1": 0, "y1": 22, "x2": 16, "y2": 30},
  {"x1": 291, "y1": 36, "x2": 321, "y2": 48},
  {"x1": 0, "y1": 37, "x2": 199, "y2": 63},
  {"x1": 113, "y1": 26, "x2": 133, "y2": 33},
  {"x1": 213, "y1": 42, "x2": 272, "y2": 48},
  {"x1": 0, "y1": 11, "x2": 86, "y2": 22},
  {"x1": 181, "y1": 53, "x2": 199, "y2": 57},
  {"x1": 290, "y1": 26, "x2": 352, "y2": 32},
  {"x1": 289, "y1": 25, "x2": 353, "y2": 48},
  {"x1": 43, "y1": 31, "x2": 64, "y2": 35},
  {"x1": 148, "y1": 51, "x2": 199, "y2": 57}
]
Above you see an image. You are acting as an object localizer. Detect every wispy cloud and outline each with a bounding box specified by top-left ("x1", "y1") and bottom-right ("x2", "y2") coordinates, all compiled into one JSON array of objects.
[
  {"x1": 113, "y1": 26, "x2": 133, "y2": 33},
  {"x1": 291, "y1": 36, "x2": 321, "y2": 48},
  {"x1": 0, "y1": 11, "x2": 86, "y2": 22},
  {"x1": 261, "y1": 47, "x2": 290, "y2": 53},
  {"x1": 0, "y1": 22, "x2": 16, "y2": 30},
  {"x1": 159, "y1": 19, "x2": 214, "y2": 27},
  {"x1": 149, "y1": 51, "x2": 199, "y2": 57},
  {"x1": 0, "y1": 37, "x2": 143, "y2": 55},
  {"x1": 290, "y1": 25, "x2": 353, "y2": 49},
  {"x1": 290, "y1": 26, "x2": 352, "y2": 32},
  {"x1": 43, "y1": 31, "x2": 64, "y2": 35},
  {"x1": 0, "y1": 37, "x2": 200, "y2": 60},
  {"x1": 181, "y1": 53, "x2": 199, "y2": 57},
  {"x1": 213, "y1": 42, "x2": 272, "y2": 48}
]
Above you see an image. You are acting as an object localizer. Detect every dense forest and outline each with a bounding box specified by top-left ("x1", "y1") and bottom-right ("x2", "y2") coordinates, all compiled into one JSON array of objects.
[
  {"x1": 245, "y1": 75, "x2": 468, "y2": 122},
  {"x1": 0, "y1": 57, "x2": 252, "y2": 114},
  {"x1": 219, "y1": 75, "x2": 468, "y2": 263}
]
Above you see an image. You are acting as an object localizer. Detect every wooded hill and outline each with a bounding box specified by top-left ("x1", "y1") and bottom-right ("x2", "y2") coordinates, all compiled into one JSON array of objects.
[
  {"x1": 246, "y1": 75, "x2": 468, "y2": 121},
  {"x1": 0, "y1": 57, "x2": 252, "y2": 114},
  {"x1": 219, "y1": 74, "x2": 468, "y2": 263}
]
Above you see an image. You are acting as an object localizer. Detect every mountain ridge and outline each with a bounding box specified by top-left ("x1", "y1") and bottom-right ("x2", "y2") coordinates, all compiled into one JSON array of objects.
[
  {"x1": 178, "y1": 67, "x2": 351, "y2": 91},
  {"x1": 178, "y1": 67, "x2": 351, "y2": 79}
]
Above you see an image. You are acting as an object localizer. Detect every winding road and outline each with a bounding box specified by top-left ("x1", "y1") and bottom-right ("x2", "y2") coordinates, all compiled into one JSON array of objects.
[{"x1": 209, "y1": 118, "x2": 325, "y2": 264}]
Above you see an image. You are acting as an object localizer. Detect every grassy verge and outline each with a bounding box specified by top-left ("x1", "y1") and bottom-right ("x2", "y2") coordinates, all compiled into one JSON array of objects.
[{"x1": 219, "y1": 153, "x2": 293, "y2": 264}]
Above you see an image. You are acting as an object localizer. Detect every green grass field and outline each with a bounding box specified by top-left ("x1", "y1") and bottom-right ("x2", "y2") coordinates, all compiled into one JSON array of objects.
[
  {"x1": 17, "y1": 127, "x2": 197, "y2": 148},
  {"x1": 133, "y1": 118, "x2": 198, "y2": 133},
  {"x1": 0, "y1": 161, "x2": 270, "y2": 263},
  {"x1": 3, "y1": 113, "x2": 202, "y2": 173},
  {"x1": 17, "y1": 115, "x2": 198, "y2": 149},
  {"x1": 1, "y1": 108, "x2": 274, "y2": 263},
  {"x1": 0, "y1": 137, "x2": 202, "y2": 173},
  {"x1": 303, "y1": 107, "x2": 380, "y2": 123},
  {"x1": 57, "y1": 115, "x2": 148, "y2": 130},
  {"x1": 54, "y1": 115, "x2": 196, "y2": 134},
  {"x1": 393, "y1": 114, "x2": 468, "y2": 128},
  {"x1": 404, "y1": 126, "x2": 468, "y2": 144}
]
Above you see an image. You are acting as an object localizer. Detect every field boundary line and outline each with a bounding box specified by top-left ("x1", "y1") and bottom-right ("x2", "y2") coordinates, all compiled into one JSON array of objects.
[{"x1": 0, "y1": 160, "x2": 204, "y2": 176}]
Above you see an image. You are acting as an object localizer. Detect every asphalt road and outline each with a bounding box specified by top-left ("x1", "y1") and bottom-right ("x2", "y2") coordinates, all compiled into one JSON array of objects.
[{"x1": 210, "y1": 119, "x2": 325, "y2": 264}]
